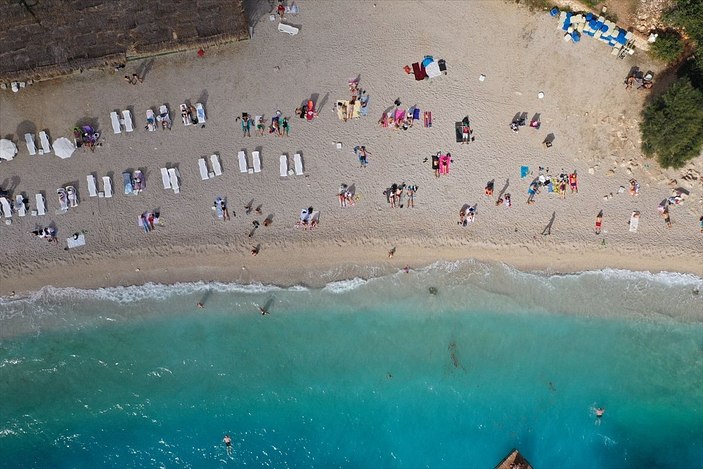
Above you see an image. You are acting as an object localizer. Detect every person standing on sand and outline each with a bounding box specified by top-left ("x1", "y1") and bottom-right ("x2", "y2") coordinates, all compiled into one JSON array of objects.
[{"x1": 595, "y1": 210, "x2": 603, "y2": 235}]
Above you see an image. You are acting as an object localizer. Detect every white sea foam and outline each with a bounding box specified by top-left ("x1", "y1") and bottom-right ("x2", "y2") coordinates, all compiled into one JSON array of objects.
[{"x1": 322, "y1": 277, "x2": 369, "y2": 293}]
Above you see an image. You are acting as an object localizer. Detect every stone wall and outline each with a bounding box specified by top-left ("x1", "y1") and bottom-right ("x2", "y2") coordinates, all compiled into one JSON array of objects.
[{"x1": 0, "y1": 0, "x2": 248, "y2": 83}]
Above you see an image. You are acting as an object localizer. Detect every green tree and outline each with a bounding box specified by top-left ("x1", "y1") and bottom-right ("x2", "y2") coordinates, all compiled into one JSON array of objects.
[
  {"x1": 650, "y1": 30, "x2": 685, "y2": 62},
  {"x1": 640, "y1": 78, "x2": 703, "y2": 168}
]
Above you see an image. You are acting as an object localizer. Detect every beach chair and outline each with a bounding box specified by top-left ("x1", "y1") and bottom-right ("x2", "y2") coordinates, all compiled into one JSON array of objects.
[
  {"x1": 35, "y1": 193, "x2": 46, "y2": 216},
  {"x1": 146, "y1": 109, "x2": 157, "y2": 132},
  {"x1": 159, "y1": 105, "x2": 171, "y2": 130},
  {"x1": 280, "y1": 154, "x2": 288, "y2": 177},
  {"x1": 629, "y1": 211, "x2": 640, "y2": 232},
  {"x1": 123, "y1": 171, "x2": 134, "y2": 195},
  {"x1": 238, "y1": 151, "x2": 248, "y2": 173},
  {"x1": 278, "y1": 22, "x2": 299, "y2": 35},
  {"x1": 86, "y1": 175, "x2": 98, "y2": 197},
  {"x1": 210, "y1": 154, "x2": 222, "y2": 176},
  {"x1": 180, "y1": 104, "x2": 192, "y2": 126},
  {"x1": 161, "y1": 168, "x2": 171, "y2": 190},
  {"x1": 253, "y1": 151, "x2": 261, "y2": 173},
  {"x1": 133, "y1": 170, "x2": 145, "y2": 192},
  {"x1": 168, "y1": 168, "x2": 180, "y2": 194},
  {"x1": 196, "y1": 103, "x2": 206, "y2": 124},
  {"x1": 122, "y1": 110, "x2": 134, "y2": 132},
  {"x1": 102, "y1": 176, "x2": 113, "y2": 198},
  {"x1": 0, "y1": 197, "x2": 12, "y2": 218},
  {"x1": 294, "y1": 153, "x2": 304, "y2": 176},
  {"x1": 56, "y1": 188, "x2": 68, "y2": 211},
  {"x1": 25, "y1": 133, "x2": 37, "y2": 155},
  {"x1": 66, "y1": 233, "x2": 86, "y2": 249},
  {"x1": 66, "y1": 185, "x2": 78, "y2": 207},
  {"x1": 110, "y1": 111, "x2": 122, "y2": 134},
  {"x1": 198, "y1": 158, "x2": 210, "y2": 181},
  {"x1": 39, "y1": 131, "x2": 51, "y2": 154},
  {"x1": 15, "y1": 195, "x2": 26, "y2": 217}
]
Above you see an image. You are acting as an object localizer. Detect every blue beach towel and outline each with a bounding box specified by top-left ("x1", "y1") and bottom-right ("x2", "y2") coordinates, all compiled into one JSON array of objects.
[{"x1": 520, "y1": 166, "x2": 529, "y2": 178}]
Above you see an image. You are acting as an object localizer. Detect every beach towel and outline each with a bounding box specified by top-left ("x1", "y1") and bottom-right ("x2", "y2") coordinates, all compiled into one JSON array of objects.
[
  {"x1": 66, "y1": 233, "x2": 86, "y2": 249},
  {"x1": 629, "y1": 211, "x2": 640, "y2": 232},
  {"x1": 0, "y1": 197, "x2": 12, "y2": 218},
  {"x1": 122, "y1": 110, "x2": 134, "y2": 132},
  {"x1": 210, "y1": 154, "x2": 222, "y2": 176},
  {"x1": 180, "y1": 104, "x2": 192, "y2": 126},
  {"x1": 110, "y1": 111, "x2": 122, "y2": 134},
  {"x1": 238, "y1": 151, "x2": 248, "y2": 173},
  {"x1": 455, "y1": 122, "x2": 463, "y2": 143},
  {"x1": 412, "y1": 62, "x2": 427, "y2": 81},
  {"x1": 336, "y1": 100, "x2": 349, "y2": 121},
  {"x1": 280, "y1": 155, "x2": 288, "y2": 177},
  {"x1": 395, "y1": 108, "x2": 406, "y2": 124},
  {"x1": 253, "y1": 151, "x2": 261, "y2": 173},
  {"x1": 102, "y1": 176, "x2": 113, "y2": 198},
  {"x1": 413, "y1": 108, "x2": 421, "y2": 120},
  {"x1": 35, "y1": 194, "x2": 46, "y2": 216},
  {"x1": 122, "y1": 172, "x2": 134, "y2": 195},
  {"x1": 87, "y1": 175, "x2": 98, "y2": 197},
  {"x1": 15, "y1": 195, "x2": 26, "y2": 217},
  {"x1": 198, "y1": 158, "x2": 209, "y2": 180},
  {"x1": 353, "y1": 100, "x2": 362, "y2": 119},
  {"x1": 520, "y1": 166, "x2": 529, "y2": 178},
  {"x1": 425, "y1": 61, "x2": 441, "y2": 78},
  {"x1": 196, "y1": 103, "x2": 206, "y2": 124},
  {"x1": 422, "y1": 56, "x2": 434, "y2": 68},
  {"x1": 424, "y1": 111, "x2": 432, "y2": 128},
  {"x1": 168, "y1": 168, "x2": 180, "y2": 194},
  {"x1": 294, "y1": 153, "x2": 304, "y2": 176},
  {"x1": 360, "y1": 95, "x2": 370, "y2": 117},
  {"x1": 160, "y1": 168, "x2": 171, "y2": 190},
  {"x1": 25, "y1": 133, "x2": 36, "y2": 155},
  {"x1": 39, "y1": 131, "x2": 51, "y2": 154}
]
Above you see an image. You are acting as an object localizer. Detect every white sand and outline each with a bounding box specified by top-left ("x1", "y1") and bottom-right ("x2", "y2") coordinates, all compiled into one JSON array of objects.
[{"x1": 0, "y1": 0, "x2": 701, "y2": 295}]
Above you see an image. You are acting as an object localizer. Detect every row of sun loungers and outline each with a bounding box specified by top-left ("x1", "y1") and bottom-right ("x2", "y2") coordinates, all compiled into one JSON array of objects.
[
  {"x1": 199, "y1": 154, "x2": 223, "y2": 180},
  {"x1": 161, "y1": 167, "x2": 181, "y2": 194},
  {"x1": 110, "y1": 110, "x2": 135, "y2": 134},
  {"x1": 24, "y1": 131, "x2": 53, "y2": 155},
  {"x1": 239, "y1": 150, "x2": 262, "y2": 174},
  {"x1": 280, "y1": 153, "x2": 304, "y2": 177}
]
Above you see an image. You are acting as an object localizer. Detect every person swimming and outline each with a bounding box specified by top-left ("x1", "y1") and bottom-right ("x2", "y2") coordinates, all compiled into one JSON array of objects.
[{"x1": 223, "y1": 434, "x2": 232, "y2": 455}]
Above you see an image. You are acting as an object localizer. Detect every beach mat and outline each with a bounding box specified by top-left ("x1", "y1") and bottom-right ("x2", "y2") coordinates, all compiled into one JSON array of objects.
[
  {"x1": 520, "y1": 166, "x2": 529, "y2": 178},
  {"x1": 455, "y1": 122, "x2": 463, "y2": 143},
  {"x1": 412, "y1": 62, "x2": 426, "y2": 81}
]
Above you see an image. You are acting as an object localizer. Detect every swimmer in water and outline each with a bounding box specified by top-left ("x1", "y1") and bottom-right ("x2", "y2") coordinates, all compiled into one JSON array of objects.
[
  {"x1": 257, "y1": 304, "x2": 269, "y2": 315},
  {"x1": 595, "y1": 407, "x2": 605, "y2": 424},
  {"x1": 223, "y1": 434, "x2": 232, "y2": 455},
  {"x1": 197, "y1": 302, "x2": 204, "y2": 309}
]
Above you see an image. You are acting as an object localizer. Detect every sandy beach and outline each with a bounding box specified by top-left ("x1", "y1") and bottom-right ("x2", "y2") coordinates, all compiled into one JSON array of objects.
[{"x1": 0, "y1": 0, "x2": 701, "y2": 296}]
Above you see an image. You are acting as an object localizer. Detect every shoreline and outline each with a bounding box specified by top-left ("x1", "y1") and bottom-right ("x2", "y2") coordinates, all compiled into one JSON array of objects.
[{"x1": 2, "y1": 240, "x2": 701, "y2": 297}]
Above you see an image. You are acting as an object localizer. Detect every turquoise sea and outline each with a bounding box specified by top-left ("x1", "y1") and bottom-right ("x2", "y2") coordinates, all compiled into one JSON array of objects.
[{"x1": 1, "y1": 261, "x2": 702, "y2": 468}]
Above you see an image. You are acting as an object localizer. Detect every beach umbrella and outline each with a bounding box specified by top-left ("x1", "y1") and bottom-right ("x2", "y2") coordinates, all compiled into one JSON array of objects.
[
  {"x1": 53, "y1": 137, "x2": 75, "y2": 159},
  {"x1": 0, "y1": 139, "x2": 17, "y2": 161}
]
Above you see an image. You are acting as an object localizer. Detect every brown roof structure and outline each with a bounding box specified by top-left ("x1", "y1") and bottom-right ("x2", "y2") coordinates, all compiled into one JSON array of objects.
[
  {"x1": 494, "y1": 449, "x2": 534, "y2": 469},
  {"x1": 0, "y1": 0, "x2": 248, "y2": 83}
]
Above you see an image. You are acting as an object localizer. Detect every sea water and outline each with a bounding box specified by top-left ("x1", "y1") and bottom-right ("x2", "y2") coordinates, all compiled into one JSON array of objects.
[{"x1": 1, "y1": 261, "x2": 702, "y2": 468}]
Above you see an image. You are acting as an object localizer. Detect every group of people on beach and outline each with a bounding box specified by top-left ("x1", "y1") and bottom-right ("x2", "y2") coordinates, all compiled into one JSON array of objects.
[
  {"x1": 31, "y1": 226, "x2": 57, "y2": 243},
  {"x1": 527, "y1": 168, "x2": 579, "y2": 204},
  {"x1": 139, "y1": 211, "x2": 159, "y2": 233},
  {"x1": 338, "y1": 184, "x2": 356, "y2": 208},
  {"x1": 237, "y1": 112, "x2": 290, "y2": 137},
  {"x1": 383, "y1": 183, "x2": 418, "y2": 208}
]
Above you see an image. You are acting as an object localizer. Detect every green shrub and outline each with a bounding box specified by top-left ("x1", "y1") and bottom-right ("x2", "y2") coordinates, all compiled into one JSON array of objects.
[
  {"x1": 664, "y1": 0, "x2": 703, "y2": 46},
  {"x1": 640, "y1": 78, "x2": 703, "y2": 168},
  {"x1": 650, "y1": 30, "x2": 685, "y2": 62}
]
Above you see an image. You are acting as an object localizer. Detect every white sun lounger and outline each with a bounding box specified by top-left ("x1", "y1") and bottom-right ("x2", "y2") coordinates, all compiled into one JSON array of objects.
[
  {"x1": 110, "y1": 111, "x2": 122, "y2": 134},
  {"x1": 210, "y1": 154, "x2": 222, "y2": 176},
  {"x1": 0, "y1": 197, "x2": 12, "y2": 218},
  {"x1": 66, "y1": 233, "x2": 86, "y2": 249},
  {"x1": 198, "y1": 158, "x2": 210, "y2": 180},
  {"x1": 196, "y1": 103, "x2": 206, "y2": 124},
  {"x1": 280, "y1": 155, "x2": 288, "y2": 177},
  {"x1": 25, "y1": 133, "x2": 36, "y2": 155},
  {"x1": 34, "y1": 194, "x2": 46, "y2": 216},
  {"x1": 168, "y1": 168, "x2": 180, "y2": 194},
  {"x1": 15, "y1": 195, "x2": 27, "y2": 217},
  {"x1": 39, "y1": 131, "x2": 51, "y2": 154},
  {"x1": 102, "y1": 176, "x2": 113, "y2": 198},
  {"x1": 278, "y1": 22, "x2": 299, "y2": 35},
  {"x1": 238, "y1": 151, "x2": 248, "y2": 173},
  {"x1": 122, "y1": 110, "x2": 134, "y2": 132},
  {"x1": 253, "y1": 151, "x2": 261, "y2": 173},
  {"x1": 629, "y1": 211, "x2": 640, "y2": 232},
  {"x1": 87, "y1": 175, "x2": 98, "y2": 197},
  {"x1": 294, "y1": 153, "x2": 304, "y2": 176},
  {"x1": 161, "y1": 168, "x2": 171, "y2": 190}
]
